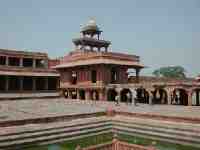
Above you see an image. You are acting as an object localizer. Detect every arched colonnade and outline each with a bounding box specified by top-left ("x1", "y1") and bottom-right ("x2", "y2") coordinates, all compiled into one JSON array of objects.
[{"x1": 62, "y1": 86, "x2": 200, "y2": 106}]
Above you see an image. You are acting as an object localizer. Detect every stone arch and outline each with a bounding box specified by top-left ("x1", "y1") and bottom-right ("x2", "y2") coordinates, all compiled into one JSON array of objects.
[
  {"x1": 172, "y1": 88, "x2": 188, "y2": 105},
  {"x1": 153, "y1": 88, "x2": 168, "y2": 104},
  {"x1": 107, "y1": 89, "x2": 117, "y2": 101},
  {"x1": 136, "y1": 88, "x2": 149, "y2": 104},
  {"x1": 191, "y1": 88, "x2": 200, "y2": 106},
  {"x1": 79, "y1": 89, "x2": 85, "y2": 100},
  {"x1": 120, "y1": 88, "x2": 132, "y2": 103}
]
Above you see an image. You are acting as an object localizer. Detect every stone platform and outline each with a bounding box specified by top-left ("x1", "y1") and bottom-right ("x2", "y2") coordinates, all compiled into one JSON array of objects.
[
  {"x1": 0, "y1": 98, "x2": 200, "y2": 123},
  {"x1": 0, "y1": 98, "x2": 200, "y2": 149}
]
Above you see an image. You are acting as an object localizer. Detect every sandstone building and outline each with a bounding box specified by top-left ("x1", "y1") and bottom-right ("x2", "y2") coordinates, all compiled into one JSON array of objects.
[
  {"x1": 55, "y1": 19, "x2": 200, "y2": 106},
  {"x1": 0, "y1": 49, "x2": 60, "y2": 99},
  {"x1": 54, "y1": 19, "x2": 144, "y2": 101}
]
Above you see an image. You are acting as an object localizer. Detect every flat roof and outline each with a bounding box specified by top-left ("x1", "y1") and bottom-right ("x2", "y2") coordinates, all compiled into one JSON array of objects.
[
  {"x1": 0, "y1": 48, "x2": 48, "y2": 58},
  {"x1": 0, "y1": 70, "x2": 60, "y2": 77},
  {"x1": 54, "y1": 58, "x2": 144, "y2": 69}
]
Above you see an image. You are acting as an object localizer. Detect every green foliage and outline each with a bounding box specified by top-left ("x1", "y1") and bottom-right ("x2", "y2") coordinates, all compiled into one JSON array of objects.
[
  {"x1": 26, "y1": 133, "x2": 113, "y2": 150},
  {"x1": 152, "y1": 66, "x2": 186, "y2": 78},
  {"x1": 117, "y1": 134, "x2": 199, "y2": 150}
]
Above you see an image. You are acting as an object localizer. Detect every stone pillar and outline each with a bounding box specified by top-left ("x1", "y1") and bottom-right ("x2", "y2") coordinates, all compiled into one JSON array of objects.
[
  {"x1": 77, "y1": 90, "x2": 80, "y2": 100},
  {"x1": 45, "y1": 78, "x2": 48, "y2": 91},
  {"x1": 33, "y1": 59, "x2": 36, "y2": 68},
  {"x1": 197, "y1": 91, "x2": 200, "y2": 106},
  {"x1": 20, "y1": 58, "x2": 23, "y2": 67},
  {"x1": 105, "y1": 46, "x2": 108, "y2": 52},
  {"x1": 19, "y1": 76, "x2": 23, "y2": 91},
  {"x1": 85, "y1": 89, "x2": 90, "y2": 100},
  {"x1": 5, "y1": 76, "x2": 9, "y2": 92},
  {"x1": 56, "y1": 78, "x2": 60, "y2": 90},
  {"x1": 188, "y1": 91, "x2": 192, "y2": 106},
  {"x1": 135, "y1": 68, "x2": 140, "y2": 83},
  {"x1": 32, "y1": 77, "x2": 36, "y2": 91},
  {"x1": 116, "y1": 88, "x2": 122, "y2": 102},
  {"x1": 99, "y1": 89, "x2": 106, "y2": 101},
  {"x1": 68, "y1": 90, "x2": 72, "y2": 99},
  {"x1": 6, "y1": 56, "x2": 9, "y2": 66},
  {"x1": 44, "y1": 59, "x2": 48, "y2": 69}
]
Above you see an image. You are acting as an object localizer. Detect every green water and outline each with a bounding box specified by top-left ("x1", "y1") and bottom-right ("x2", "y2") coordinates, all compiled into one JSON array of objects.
[
  {"x1": 117, "y1": 134, "x2": 199, "y2": 150},
  {"x1": 26, "y1": 133, "x2": 199, "y2": 150}
]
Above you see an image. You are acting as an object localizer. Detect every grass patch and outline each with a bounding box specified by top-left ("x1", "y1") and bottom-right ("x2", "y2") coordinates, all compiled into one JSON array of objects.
[
  {"x1": 117, "y1": 134, "x2": 200, "y2": 150},
  {"x1": 26, "y1": 133, "x2": 113, "y2": 150},
  {"x1": 25, "y1": 133, "x2": 200, "y2": 150},
  {"x1": 94, "y1": 112, "x2": 106, "y2": 117}
]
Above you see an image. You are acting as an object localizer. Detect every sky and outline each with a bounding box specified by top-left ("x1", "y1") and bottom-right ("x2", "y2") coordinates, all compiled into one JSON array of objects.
[{"x1": 0, "y1": 0, "x2": 199, "y2": 77}]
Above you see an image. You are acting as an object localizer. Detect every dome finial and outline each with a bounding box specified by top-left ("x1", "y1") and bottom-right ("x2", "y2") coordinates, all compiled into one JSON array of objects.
[{"x1": 87, "y1": 17, "x2": 97, "y2": 26}]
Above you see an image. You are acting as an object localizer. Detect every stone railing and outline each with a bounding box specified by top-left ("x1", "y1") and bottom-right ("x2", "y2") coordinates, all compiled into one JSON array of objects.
[
  {"x1": 113, "y1": 139, "x2": 156, "y2": 150},
  {"x1": 76, "y1": 139, "x2": 156, "y2": 150}
]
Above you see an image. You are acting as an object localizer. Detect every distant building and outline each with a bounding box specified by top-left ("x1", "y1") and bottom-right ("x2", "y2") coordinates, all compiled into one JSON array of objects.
[{"x1": 0, "y1": 49, "x2": 60, "y2": 99}]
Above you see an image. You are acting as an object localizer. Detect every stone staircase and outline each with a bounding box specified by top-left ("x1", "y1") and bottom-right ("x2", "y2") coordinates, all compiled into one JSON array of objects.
[
  {"x1": 112, "y1": 115, "x2": 200, "y2": 148},
  {"x1": 1, "y1": 114, "x2": 200, "y2": 149},
  {"x1": 0, "y1": 117, "x2": 112, "y2": 150}
]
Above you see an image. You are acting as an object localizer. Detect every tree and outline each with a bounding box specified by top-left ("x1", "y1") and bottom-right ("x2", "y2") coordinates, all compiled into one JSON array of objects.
[{"x1": 152, "y1": 66, "x2": 186, "y2": 78}]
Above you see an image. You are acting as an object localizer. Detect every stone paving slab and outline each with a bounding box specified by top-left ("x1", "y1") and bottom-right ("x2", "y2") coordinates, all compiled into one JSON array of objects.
[
  {"x1": 0, "y1": 99, "x2": 105, "y2": 122},
  {"x1": 0, "y1": 116, "x2": 109, "y2": 135},
  {"x1": 0, "y1": 98, "x2": 200, "y2": 122}
]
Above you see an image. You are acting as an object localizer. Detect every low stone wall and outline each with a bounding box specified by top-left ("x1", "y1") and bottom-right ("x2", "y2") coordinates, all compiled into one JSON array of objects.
[
  {"x1": 113, "y1": 110, "x2": 200, "y2": 124},
  {"x1": 77, "y1": 139, "x2": 156, "y2": 150},
  {"x1": 0, "y1": 92, "x2": 60, "y2": 100},
  {"x1": 0, "y1": 112, "x2": 106, "y2": 127}
]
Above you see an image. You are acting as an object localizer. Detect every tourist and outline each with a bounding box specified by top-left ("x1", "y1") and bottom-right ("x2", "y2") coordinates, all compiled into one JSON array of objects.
[
  {"x1": 175, "y1": 94, "x2": 178, "y2": 105},
  {"x1": 126, "y1": 92, "x2": 131, "y2": 105},
  {"x1": 171, "y1": 94, "x2": 174, "y2": 104},
  {"x1": 115, "y1": 95, "x2": 120, "y2": 106}
]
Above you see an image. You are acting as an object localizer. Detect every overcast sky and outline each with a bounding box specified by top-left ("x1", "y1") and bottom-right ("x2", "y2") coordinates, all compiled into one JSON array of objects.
[{"x1": 0, "y1": 0, "x2": 199, "y2": 77}]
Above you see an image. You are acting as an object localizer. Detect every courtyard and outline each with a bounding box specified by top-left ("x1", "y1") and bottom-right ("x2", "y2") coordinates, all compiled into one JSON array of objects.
[{"x1": 1, "y1": 98, "x2": 200, "y2": 122}]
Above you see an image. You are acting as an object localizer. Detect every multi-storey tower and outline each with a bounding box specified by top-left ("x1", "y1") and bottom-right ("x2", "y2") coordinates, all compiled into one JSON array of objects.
[{"x1": 55, "y1": 19, "x2": 144, "y2": 101}]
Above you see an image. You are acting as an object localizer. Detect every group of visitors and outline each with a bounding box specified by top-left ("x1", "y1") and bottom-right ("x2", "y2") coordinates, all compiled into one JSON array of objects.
[
  {"x1": 171, "y1": 94, "x2": 181, "y2": 105},
  {"x1": 114, "y1": 92, "x2": 137, "y2": 106}
]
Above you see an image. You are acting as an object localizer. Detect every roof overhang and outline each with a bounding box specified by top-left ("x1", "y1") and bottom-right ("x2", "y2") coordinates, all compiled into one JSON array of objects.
[
  {"x1": 54, "y1": 58, "x2": 144, "y2": 69},
  {"x1": 0, "y1": 71, "x2": 60, "y2": 77}
]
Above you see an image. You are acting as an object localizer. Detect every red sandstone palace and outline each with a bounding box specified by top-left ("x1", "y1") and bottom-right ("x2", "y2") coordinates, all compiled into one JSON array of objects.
[
  {"x1": 1, "y1": 19, "x2": 200, "y2": 106},
  {"x1": 54, "y1": 19, "x2": 200, "y2": 106},
  {"x1": 0, "y1": 49, "x2": 60, "y2": 99},
  {"x1": 54, "y1": 19, "x2": 144, "y2": 101}
]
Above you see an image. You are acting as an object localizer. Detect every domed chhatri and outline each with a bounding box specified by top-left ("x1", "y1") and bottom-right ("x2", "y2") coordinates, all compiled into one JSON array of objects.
[
  {"x1": 73, "y1": 19, "x2": 110, "y2": 52},
  {"x1": 81, "y1": 18, "x2": 102, "y2": 36}
]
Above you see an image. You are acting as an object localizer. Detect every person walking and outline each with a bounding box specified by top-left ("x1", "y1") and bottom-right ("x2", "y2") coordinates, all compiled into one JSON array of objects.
[
  {"x1": 126, "y1": 92, "x2": 131, "y2": 105},
  {"x1": 132, "y1": 89, "x2": 137, "y2": 106},
  {"x1": 115, "y1": 94, "x2": 120, "y2": 106}
]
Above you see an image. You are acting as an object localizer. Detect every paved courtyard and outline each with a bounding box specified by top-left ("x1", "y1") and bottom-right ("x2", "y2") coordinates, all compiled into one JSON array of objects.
[{"x1": 0, "y1": 98, "x2": 200, "y2": 122}]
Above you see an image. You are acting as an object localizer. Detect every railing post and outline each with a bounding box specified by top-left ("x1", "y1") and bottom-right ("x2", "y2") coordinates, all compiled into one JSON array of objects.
[
  {"x1": 75, "y1": 145, "x2": 81, "y2": 150},
  {"x1": 112, "y1": 138, "x2": 118, "y2": 150}
]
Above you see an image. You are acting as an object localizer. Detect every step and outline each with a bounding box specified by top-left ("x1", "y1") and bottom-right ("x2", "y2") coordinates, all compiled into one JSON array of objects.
[
  {"x1": 112, "y1": 116, "x2": 200, "y2": 132},
  {"x1": 0, "y1": 122, "x2": 112, "y2": 143},
  {"x1": 0, "y1": 116, "x2": 110, "y2": 136},
  {"x1": 0, "y1": 126, "x2": 112, "y2": 148},
  {"x1": 112, "y1": 121, "x2": 200, "y2": 139},
  {"x1": 113, "y1": 126, "x2": 200, "y2": 145}
]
